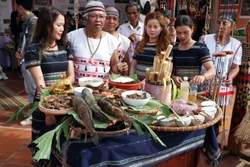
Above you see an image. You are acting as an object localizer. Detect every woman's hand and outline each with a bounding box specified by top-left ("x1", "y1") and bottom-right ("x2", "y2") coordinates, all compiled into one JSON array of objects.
[
  {"x1": 45, "y1": 114, "x2": 56, "y2": 125},
  {"x1": 190, "y1": 75, "x2": 206, "y2": 84},
  {"x1": 172, "y1": 75, "x2": 183, "y2": 88},
  {"x1": 36, "y1": 84, "x2": 48, "y2": 99}
]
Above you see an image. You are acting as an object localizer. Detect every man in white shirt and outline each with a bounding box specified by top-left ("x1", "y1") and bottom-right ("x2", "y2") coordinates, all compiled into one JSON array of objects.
[
  {"x1": 117, "y1": 2, "x2": 144, "y2": 62},
  {"x1": 103, "y1": 6, "x2": 130, "y2": 75}
]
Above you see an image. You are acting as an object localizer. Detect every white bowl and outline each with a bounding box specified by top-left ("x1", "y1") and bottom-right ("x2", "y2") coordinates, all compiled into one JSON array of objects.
[
  {"x1": 74, "y1": 87, "x2": 93, "y2": 96},
  {"x1": 190, "y1": 114, "x2": 205, "y2": 125},
  {"x1": 203, "y1": 111, "x2": 215, "y2": 122},
  {"x1": 201, "y1": 106, "x2": 217, "y2": 114},
  {"x1": 78, "y1": 77, "x2": 103, "y2": 87},
  {"x1": 158, "y1": 115, "x2": 176, "y2": 127},
  {"x1": 121, "y1": 90, "x2": 151, "y2": 108},
  {"x1": 201, "y1": 101, "x2": 216, "y2": 107},
  {"x1": 176, "y1": 116, "x2": 192, "y2": 127}
]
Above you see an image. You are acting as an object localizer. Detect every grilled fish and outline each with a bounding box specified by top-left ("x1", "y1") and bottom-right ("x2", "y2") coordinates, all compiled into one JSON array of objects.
[
  {"x1": 72, "y1": 96, "x2": 98, "y2": 145},
  {"x1": 93, "y1": 94, "x2": 134, "y2": 125},
  {"x1": 81, "y1": 88, "x2": 113, "y2": 124}
]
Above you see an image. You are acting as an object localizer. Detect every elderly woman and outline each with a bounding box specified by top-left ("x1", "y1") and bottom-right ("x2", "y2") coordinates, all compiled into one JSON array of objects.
[{"x1": 68, "y1": 1, "x2": 127, "y2": 82}]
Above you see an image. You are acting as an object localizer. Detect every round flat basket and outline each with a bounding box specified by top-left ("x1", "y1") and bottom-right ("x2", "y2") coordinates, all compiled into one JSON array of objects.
[
  {"x1": 109, "y1": 80, "x2": 141, "y2": 90},
  {"x1": 70, "y1": 122, "x2": 131, "y2": 138},
  {"x1": 149, "y1": 96, "x2": 223, "y2": 132},
  {"x1": 39, "y1": 104, "x2": 73, "y2": 115}
]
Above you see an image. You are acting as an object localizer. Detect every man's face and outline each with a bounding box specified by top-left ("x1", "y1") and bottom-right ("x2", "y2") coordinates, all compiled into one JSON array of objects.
[
  {"x1": 103, "y1": 15, "x2": 119, "y2": 33},
  {"x1": 217, "y1": 19, "x2": 233, "y2": 36},
  {"x1": 84, "y1": 11, "x2": 106, "y2": 31},
  {"x1": 126, "y1": 6, "x2": 139, "y2": 24},
  {"x1": 16, "y1": 4, "x2": 24, "y2": 18}
]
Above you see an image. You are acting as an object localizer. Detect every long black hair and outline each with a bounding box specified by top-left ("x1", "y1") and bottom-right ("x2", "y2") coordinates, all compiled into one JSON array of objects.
[{"x1": 31, "y1": 6, "x2": 69, "y2": 56}]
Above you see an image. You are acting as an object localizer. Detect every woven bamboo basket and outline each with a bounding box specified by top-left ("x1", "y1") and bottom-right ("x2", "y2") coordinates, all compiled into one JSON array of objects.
[
  {"x1": 39, "y1": 104, "x2": 74, "y2": 115},
  {"x1": 69, "y1": 121, "x2": 131, "y2": 141},
  {"x1": 149, "y1": 96, "x2": 223, "y2": 132}
]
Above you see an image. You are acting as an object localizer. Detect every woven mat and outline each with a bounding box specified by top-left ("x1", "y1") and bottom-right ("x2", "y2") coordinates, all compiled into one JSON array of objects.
[{"x1": 0, "y1": 86, "x2": 29, "y2": 110}]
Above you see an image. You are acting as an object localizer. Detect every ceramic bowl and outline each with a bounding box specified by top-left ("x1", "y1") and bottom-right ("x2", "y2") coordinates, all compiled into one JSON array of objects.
[
  {"x1": 201, "y1": 100, "x2": 216, "y2": 107},
  {"x1": 121, "y1": 90, "x2": 151, "y2": 108},
  {"x1": 78, "y1": 77, "x2": 103, "y2": 87},
  {"x1": 157, "y1": 115, "x2": 176, "y2": 127},
  {"x1": 201, "y1": 106, "x2": 217, "y2": 114},
  {"x1": 176, "y1": 116, "x2": 192, "y2": 127},
  {"x1": 203, "y1": 111, "x2": 215, "y2": 122},
  {"x1": 74, "y1": 87, "x2": 93, "y2": 97},
  {"x1": 190, "y1": 114, "x2": 205, "y2": 125}
]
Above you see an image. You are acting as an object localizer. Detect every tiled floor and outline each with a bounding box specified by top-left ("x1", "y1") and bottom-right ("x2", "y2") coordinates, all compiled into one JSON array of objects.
[{"x1": 0, "y1": 69, "x2": 248, "y2": 167}]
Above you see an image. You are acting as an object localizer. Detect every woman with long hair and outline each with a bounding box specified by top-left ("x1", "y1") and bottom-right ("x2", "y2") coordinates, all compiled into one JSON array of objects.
[
  {"x1": 9, "y1": 11, "x2": 23, "y2": 50},
  {"x1": 129, "y1": 11, "x2": 171, "y2": 80},
  {"x1": 171, "y1": 15, "x2": 215, "y2": 88},
  {"x1": 24, "y1": 6, "x2": 74, "y2": 166}
]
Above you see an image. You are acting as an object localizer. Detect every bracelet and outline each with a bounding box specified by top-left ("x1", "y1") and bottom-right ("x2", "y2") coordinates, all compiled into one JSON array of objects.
[{"x1": 201, "y1": 74, "x2": 206, "y2": 80}]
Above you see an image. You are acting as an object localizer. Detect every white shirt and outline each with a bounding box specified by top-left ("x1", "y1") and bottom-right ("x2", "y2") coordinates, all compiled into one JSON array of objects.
[
  {"x1": 68, "y1": 28, "x2": 119, "y2": 81},
  {"x1": 118, "y1": 34, "x2": 130, "y2": 61},
  {"x1": 117, "y1": 21, "x2": 144, "y2": 62}
]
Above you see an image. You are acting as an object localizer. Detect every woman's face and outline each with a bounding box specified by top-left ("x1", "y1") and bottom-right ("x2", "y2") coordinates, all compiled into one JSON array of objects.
[
  {"x1": 16, "y1": 14, "x2": 21, "y2": 22},
  {"x1": 51, "y1": 14, "x2": 65, "y2": 41},
  {"x1": 145, "y1": 19, "x2": 162, "y2": 40},
  {"x1": 176, "y1": 25, "x2": 193, "y2": 44}
]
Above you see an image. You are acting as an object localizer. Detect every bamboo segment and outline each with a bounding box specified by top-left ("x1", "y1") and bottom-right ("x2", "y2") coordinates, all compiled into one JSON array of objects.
[
  {"x1": 145, "y1": 68, "x2": 151, "y2": 81},
  {"x1": 160, "y1": 61, "x2": 169, "y2": 79},
  {"x1": 149, "y1": 71, "x2": 154, "y2": 81},
  {"x1": 153, "y1": 56, "x2": 159, "y2": 71}
]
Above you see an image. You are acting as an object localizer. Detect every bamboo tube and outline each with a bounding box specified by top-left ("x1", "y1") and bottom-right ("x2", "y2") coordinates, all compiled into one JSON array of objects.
[
  {"x1": 145, "y1": 68, "x2": 151, "y2": 81},
  {"x1": 154, "y1": 72, "x2": 159, "y2": 82},
  {"x1": 153, "y1": 56, "x2": 159, "y2": 71},
  {"x1": 159, "y1": 61, "x2": 169, "y2": 79},
  {"x1": 149, "y1": 71, "x2": 154, "y2": 81},
  {"x1": 162, "y1": 45, "x2": 173, "y2": 61}
]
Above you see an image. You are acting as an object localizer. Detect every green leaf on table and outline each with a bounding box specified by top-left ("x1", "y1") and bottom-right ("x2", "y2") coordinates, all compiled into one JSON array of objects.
[
  {"x1": 67, "y1": 111, "x2": 110, "y2": 129},
  {"x1": 33, "y1": 117, "x2": 71, "y2": 160},
  {"x1": 133, "y1": 118, "x2": 166, "y2": 147},
  {"x1": 55, "y1": 117, "x2": 70, "y2": 153}
]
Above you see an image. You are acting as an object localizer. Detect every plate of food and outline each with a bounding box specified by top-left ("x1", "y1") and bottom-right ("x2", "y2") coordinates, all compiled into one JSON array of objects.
[
  {"x1": 39, "y1": 94, "x2": 74, "y2": 115},
  {"x1": 109, "y1": 75, "x2": 141, "y2": 90},
  {"x1": 78, "y1": 77, "x2": 103, "y2": 87}
]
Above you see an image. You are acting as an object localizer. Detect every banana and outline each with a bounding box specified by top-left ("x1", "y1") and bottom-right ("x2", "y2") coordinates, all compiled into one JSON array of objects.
[{"x1": 170, "y1": 78, "x2": 177, "y2": 101}]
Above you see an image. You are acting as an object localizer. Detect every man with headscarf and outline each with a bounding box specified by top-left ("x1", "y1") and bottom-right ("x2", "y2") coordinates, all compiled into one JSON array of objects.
[
  {"x1": 103, "y1": 6, "x2": 130, "y2": 76},
  {"x1": 200, "y1": 13, "x2": 242, "y2": 141},
  {"x1": 200, "y1": 13, "x2": 242, "y2": 107},
  {"x1": 68, "y1": 1, "x2": 126, "y2": 82}
]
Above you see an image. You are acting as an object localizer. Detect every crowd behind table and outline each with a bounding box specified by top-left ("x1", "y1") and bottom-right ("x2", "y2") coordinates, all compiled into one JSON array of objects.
[{"x1": 9, "y1": 0, "x2": 243, "y2": 166}]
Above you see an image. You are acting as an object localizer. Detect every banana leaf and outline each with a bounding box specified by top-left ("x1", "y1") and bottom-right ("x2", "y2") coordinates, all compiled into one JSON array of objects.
[
  {"x1": 33, "y1": 117, "x2": 71, "y2": 160},
  {"x1": 133, "y1": 118, "x2": 166, "y2": 147}
]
